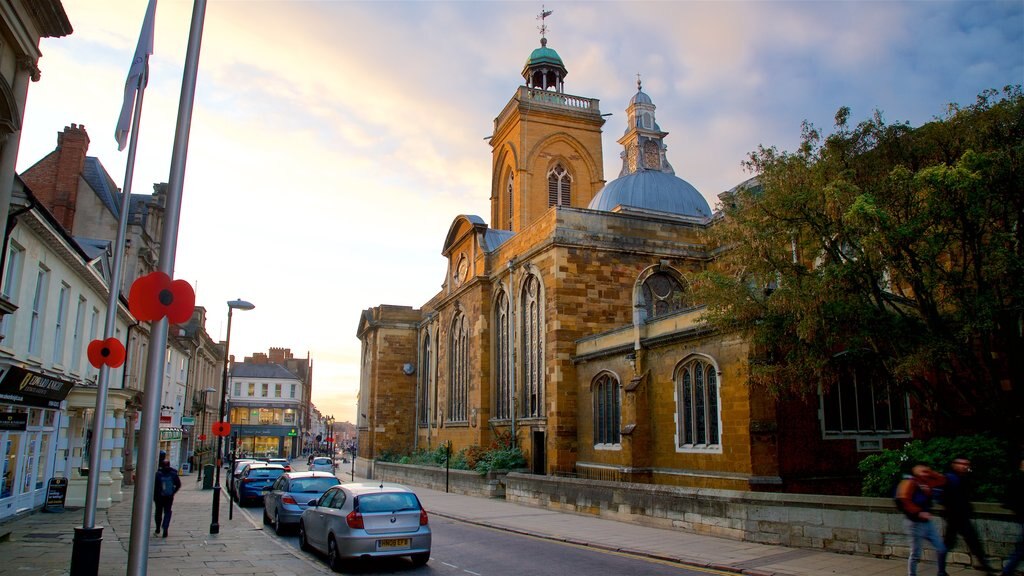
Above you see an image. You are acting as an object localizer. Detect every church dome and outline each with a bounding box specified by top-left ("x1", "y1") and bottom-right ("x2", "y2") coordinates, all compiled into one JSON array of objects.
[
  {"x1": 589, "y1": 171, "x2": 711, "y2": 218},
  {"x1": 525, "y1": 45, "x2": 564, "y2": 69},
  {"x1": 629, "y1": 89, "x2": 653, "y2": 106}
]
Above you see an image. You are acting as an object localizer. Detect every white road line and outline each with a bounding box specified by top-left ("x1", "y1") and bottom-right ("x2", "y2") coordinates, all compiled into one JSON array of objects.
[
  {"x1": 442, "y1": 562, "x2": 459, "y2": 569},
  {"x1": 464, "y1": 570, "x2": 481, "y2": 575}
]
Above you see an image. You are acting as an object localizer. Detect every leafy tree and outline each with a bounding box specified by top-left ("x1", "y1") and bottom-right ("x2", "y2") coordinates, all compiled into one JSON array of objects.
[{"x1": 693, "y1": 87, "x2": 1024, "y2": 438}]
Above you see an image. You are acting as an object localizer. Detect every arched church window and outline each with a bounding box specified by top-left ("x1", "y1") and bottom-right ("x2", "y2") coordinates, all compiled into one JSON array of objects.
[
  {"x1": 494, "y1": 290, "x2": 511, "y2": 419},
  {"x1": 641, "y1": 271, "x2": 690, "y2": 320},
  {"x1": 521, "y1": 274, "x2": 544, "y2": 418},
  {"x1": 593, "y1": 373, "x2": 621, "y2": 446},
  {"x1": 507, "y1": 172, "x2": 514, "y2": 230},
  {"x1": 448, "y1": 313, "x2": 468, "y2": 422},
  {"x1": 419, "y1": 334, "x2": 431, "y2": 426},
  {"x1": 547, "y1": 164, "x2": 571, "y2": 208},
  {"x1": 676, "y1": 357, "x2": 721, "y2": 451}
]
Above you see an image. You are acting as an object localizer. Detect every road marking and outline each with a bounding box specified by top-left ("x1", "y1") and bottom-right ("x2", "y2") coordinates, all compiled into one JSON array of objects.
[
  {"x1": 442, "y1": 561, "x2": 459, "y2": 568},
  {"x1": 464, "y1": 570, "x2": 481, "y2": 575}
]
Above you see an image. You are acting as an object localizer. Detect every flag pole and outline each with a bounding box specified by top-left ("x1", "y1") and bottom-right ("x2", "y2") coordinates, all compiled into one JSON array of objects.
[{"x1": 126, "y1": 1, "x2": 207, "y2": 574}]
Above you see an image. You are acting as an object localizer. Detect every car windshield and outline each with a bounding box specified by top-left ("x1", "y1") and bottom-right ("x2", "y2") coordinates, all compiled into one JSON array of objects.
[
  {"x1": 290, "y1": 477, "x2": 340, "y2": 493},
  {"x1": 249, "y1": 468, "x2": 284, "y2": 479},
  {"x1": 313, "y1": 458, "x2": 331, "y2": 465},
  {"x1": 357, "y1": 492, "x2": 420, "y2": 513}
]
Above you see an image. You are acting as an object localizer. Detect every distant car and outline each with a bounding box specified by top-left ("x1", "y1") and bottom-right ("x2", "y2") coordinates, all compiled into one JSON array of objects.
[
  {"x1": 309, "y1": 457, "x2": 335, "y2": 473},
  {"x1": 262, "y1": 471, "x2": 341, "y2": 534},
  {"x1": 268, "y1": 458, "x2": 292, "y2": 472},
  {"x1": 235, "y1": 463, "x2": 285, "y2": 505},
  {"x1": 298, "y1": 482, "x2": 431, "y2": 570}
]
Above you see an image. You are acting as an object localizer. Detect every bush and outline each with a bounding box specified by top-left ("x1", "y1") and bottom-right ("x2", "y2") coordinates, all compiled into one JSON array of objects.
[
  {"x1": 858, "y1": 434, "x2": 1012, "y2": 501},
  {"x1": 475, "y1": 446, "x2": 526, "y2": 474}
]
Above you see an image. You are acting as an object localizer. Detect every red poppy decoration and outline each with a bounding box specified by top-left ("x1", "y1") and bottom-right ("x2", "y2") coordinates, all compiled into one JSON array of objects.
[
  {"x1": 87, "y1": 337, "x2": 126, "y2": 368},
  {"x1": 128, "y1": 271, "x2": 195, "y2": 323},
  {"x1": 212, "y1": 421, "x2": 231, "y2": 437}
]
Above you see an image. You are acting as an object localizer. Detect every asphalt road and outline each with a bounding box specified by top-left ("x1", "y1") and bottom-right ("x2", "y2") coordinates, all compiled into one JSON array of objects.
[{"x1": 232, "y1": 501, "x2": 735, "y2": 576}]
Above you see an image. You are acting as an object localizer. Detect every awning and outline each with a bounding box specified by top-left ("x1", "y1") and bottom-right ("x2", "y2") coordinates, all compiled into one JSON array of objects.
[{"x1": 0, "y1": 364, "x2": 76, "y2": 409}]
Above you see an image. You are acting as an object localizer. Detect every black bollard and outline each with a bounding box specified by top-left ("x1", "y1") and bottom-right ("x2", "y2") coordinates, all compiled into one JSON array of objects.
[{"x1": 69, "y1": 526, "x2": 103, "y2": 576}]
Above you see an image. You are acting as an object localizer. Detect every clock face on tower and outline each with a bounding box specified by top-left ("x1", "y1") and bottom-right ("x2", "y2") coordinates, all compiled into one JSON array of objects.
[{"x1": 453, "y1": 255, "x2": 469, "y2": 287}]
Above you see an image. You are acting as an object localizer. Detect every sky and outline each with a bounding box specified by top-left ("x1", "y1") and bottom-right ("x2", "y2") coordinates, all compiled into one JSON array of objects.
[{"x1": 16, "y1": 0, "x2": 1023, "y2": 423}]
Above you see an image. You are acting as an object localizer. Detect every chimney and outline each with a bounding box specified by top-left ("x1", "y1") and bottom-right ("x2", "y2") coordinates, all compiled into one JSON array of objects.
[{"x1": 22, "y1": 124, "x2": 90, "y2": 231}]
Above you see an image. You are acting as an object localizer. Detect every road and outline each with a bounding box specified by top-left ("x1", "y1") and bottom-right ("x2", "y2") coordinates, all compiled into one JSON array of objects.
[{"x1": 231, "y1": 499, "x2": 735, "y2": 576}]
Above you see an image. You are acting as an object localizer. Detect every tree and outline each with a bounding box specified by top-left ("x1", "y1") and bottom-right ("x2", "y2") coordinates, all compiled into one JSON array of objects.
[{"x1": 693, "y1": 86, "x2": 1023, "y2": 438}]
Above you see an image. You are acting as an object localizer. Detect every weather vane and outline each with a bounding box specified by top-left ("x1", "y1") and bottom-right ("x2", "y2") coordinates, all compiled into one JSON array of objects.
[{"x1": 538, "y1": 5, "x2": 553, "y2": 46}]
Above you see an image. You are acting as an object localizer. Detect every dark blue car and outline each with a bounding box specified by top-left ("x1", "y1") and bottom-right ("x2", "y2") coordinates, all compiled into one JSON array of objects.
[{"x1": 236, "y1": 464, "x2": 285, "y2": 505}]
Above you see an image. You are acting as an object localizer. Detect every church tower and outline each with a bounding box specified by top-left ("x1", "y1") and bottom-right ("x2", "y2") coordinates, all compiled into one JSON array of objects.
[{"x1": 489, "y1": 10, "x2": 605, "y2": 233}]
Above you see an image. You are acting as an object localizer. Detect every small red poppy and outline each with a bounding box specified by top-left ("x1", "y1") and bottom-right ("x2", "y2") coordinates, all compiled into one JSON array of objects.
[
  {"x1": 212, "y1": 421, "x2": 232, "y2": 437},
  {"x1": 127, "y1": 272, "x2": 195, "y2": 323},
  {"x1": 87, "y1": 338, "x2": 126, "y2": 368}
]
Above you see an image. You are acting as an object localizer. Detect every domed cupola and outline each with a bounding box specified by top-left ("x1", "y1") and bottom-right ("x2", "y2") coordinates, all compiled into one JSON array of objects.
[
  {"x1": 522, "y1": 8, "x2": 566, "y2": 92},
  {"x1": 588, "y1": 79, "x2": 712, "y2": 219}
]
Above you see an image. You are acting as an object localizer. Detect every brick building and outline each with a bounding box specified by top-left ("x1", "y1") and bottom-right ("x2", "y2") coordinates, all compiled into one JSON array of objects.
[{"x1": 355, "y1": 32, "x2": 920, "y2": 494}]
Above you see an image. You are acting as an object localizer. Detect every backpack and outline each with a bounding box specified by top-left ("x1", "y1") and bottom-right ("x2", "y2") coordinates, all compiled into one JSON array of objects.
[{"x1": 159, "y1": 472, "x2": 176, "y2": 497}]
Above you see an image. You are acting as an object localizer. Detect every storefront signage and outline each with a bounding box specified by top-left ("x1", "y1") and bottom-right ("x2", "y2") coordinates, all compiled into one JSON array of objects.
[
  {"x1": 181, "y1": 416, "x2": 195, "y2": 426},
  {"x1": 44, "y1": 477, "x2": 68, "y2": 512},
  {"x1": 0, "y1": 412, "x2": 28, "y2": 431},
  {"x1": 0, "y1": 365, "x2": 75, "y2": 409},
  {"x1": 159, "y1": 428, "x2": 182, "y2": 441}
]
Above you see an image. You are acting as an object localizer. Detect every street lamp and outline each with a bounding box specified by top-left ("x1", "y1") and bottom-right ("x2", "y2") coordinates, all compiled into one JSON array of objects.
[
  {"x1": 196, "y1": 387, "x2": 215, "y2": 482},
  {"x1": 210, "y1": 298, "x2": 254, "y2": 535}
]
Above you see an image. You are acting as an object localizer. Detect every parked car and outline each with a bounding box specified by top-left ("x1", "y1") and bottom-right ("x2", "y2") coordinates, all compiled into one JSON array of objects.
[
  {"x1": 262, "y1": 471, "x2": 341, "y2": 534},
  {"x1": 309, "y1": 457, "x2": 335, "y2": 473},
  {"x1": 235, "y1": 463, "x2": 286, "y2": 505},
  {"x1": 227, "y1": 459, "x2": 257, "y2": 495},
  {"x1": 298, "y1": 482, "x2": 431, "y2": 570},
  {"x1": 268, "y1": 458, "x2": 292, "y2": 472}
]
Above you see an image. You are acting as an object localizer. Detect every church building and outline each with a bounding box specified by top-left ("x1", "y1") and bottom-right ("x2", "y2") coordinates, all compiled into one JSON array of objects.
[{"x1": 355, "y1": 26, "x2": 911, "y2": 495}]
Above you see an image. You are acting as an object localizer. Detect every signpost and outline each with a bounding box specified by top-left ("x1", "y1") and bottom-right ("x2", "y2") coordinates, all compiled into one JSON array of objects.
[{"x1": 44, "y1": 477, "x2": 68, "y2": 512}]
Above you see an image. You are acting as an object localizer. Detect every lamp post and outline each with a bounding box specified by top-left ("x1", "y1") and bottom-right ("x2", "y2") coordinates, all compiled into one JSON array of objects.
[
  {"x1": 210, "y1": 298, "x2": 254, "y2": 535},
  {"x1": 196, "y1": 387, "x2": 215, "y2": 482}
]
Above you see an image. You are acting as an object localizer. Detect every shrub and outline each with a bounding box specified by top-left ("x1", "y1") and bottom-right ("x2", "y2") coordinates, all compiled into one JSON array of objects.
[
  {"x1": 475, "y1": 446, "x2": 526, "y2": 474},
  {"x1": 858, "y1": 434, "x2": 1012, "y2": 501}
]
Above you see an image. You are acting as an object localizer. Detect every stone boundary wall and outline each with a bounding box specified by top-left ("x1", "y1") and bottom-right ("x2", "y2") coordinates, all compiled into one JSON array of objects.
[
  {"x1": 376, "y1": 462, "x2": 506, "y2": 498},
  {"x1": 503, "y1": 472, "x2": 1020, "y2": 567}
]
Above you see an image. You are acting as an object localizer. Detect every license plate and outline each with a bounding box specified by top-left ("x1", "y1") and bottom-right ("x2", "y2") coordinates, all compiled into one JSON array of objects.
[{"x1": 377, "y1": 538, "x2": 411, "y2": 550}]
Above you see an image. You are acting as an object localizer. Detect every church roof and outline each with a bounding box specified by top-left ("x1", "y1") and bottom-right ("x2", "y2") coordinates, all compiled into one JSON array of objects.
[
  {"x1": 525, "y1": 45, "x2": 564, "y2": 69},
  {"x1": 589, "y1": 171, "x2": 711, "y2": 218}
]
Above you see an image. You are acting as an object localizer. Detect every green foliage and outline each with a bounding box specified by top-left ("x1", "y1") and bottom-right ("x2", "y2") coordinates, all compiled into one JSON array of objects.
[
  {"x1": 372, "y1": 431, "x2": 526, "y2": 475},
  {"x1": 693, "y1": 86, "x2": 1024, "y2": 434},
  {"x1": 474, "y1": 446, "x2": 527, "y2": 474},
  {"x1": 858, "y1": 435, "x2": 1013, "y2": 501}
]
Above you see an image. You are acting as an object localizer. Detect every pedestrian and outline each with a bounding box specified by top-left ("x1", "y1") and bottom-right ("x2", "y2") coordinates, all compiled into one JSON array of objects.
[
  {"x1": 1001, "y1": 453, "x2": 1024, "y2": 576},
  {"x1": 941, "y1": 457, "x2": 996, "y2": 574},
  {"x1": 896, "y1": 463, "x2": 948, "y2": 576},
  {"x1": 153, "y1": 459, "x2": 181, "y2": 538}
]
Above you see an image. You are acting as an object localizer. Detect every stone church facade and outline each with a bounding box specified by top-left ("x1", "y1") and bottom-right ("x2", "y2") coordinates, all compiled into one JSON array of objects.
[{"x1": 356, "y1": 34, "x2": 913, "y2": 495}]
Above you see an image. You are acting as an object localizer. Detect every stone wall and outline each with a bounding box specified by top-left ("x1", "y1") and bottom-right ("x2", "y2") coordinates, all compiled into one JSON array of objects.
[
  {"x1": 503, "y1": 472, "x2": 1020, "y2": 567},
  {"x1": 376, "y1": 461, "x2": 506, "y2": 499}
]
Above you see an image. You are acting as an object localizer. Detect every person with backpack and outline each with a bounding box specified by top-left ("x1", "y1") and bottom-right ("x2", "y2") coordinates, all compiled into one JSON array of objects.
[
  {"x1": 153, "y1": 460, "x2": 181, "y2": 538},
  {"x1": 896, "y1": 463, "x2": 948, "y2": 576},
  {"x1": 941, "y1": 457, "x2": 996, "y2": 574}
]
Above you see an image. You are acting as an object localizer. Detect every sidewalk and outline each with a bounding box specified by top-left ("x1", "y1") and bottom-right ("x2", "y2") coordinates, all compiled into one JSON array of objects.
[{"x1": 0, "y1": 460, "x2": 996, "y2": 576}]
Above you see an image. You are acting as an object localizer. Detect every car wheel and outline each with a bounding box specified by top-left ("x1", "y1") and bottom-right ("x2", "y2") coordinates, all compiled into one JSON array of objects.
[
  {"x1": 328, "y1": 536, "x2": 344, "y2": 573},
  {"x1": 298, "y1": 522, "x2": 311, "y2": 552},
  {"x1": 273, "y1": 511, "x2": 285, "y2": 535},
  {"x1": 411, "y1": 552, "x2": 430, "y2": 567},
  {"x1": 262, "y1": 507, "x2": 270, "y2": 525}
]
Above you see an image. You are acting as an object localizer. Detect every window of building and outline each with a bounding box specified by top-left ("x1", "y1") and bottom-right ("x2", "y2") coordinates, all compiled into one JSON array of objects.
[
  {"x1": 275, "y1": 383, "x2": 282, "y2": 398},
  {"x1": 675, "y1": 357, "x2": 721, "y2": 451},
  {"x1": 494, "y1": 290, "x2": 511, "y2": 420},
  {"x1": 593, "y1": 373, "x2": 621, "y2": 447},
  {"x1": 248, "y1": 382, "x2": 255, "y2": 397},
  {"x1": 640, "y1": 271, "x2": 689, "y2": 321},
  {"x1": 284, "y1": 409, "x2": 295, "y2": 424},
  {"x1": 0, "y1": 242, "x2": 24, "y2": 340},
  {"x1": 547, "y1": 164, "x2": 571, "y2": 207},
  {"x1": 86, "y1": 308, "x2": 99, "y2": 380},
  {"x1": 28, "y1": 266, "x2": 50, "y2": 357},
  {"x1": 234, "y1": 382, "x2": 241, "y2": 397},
  {"x1": 506, "y1": 172, "x2": 514, "y2": 229},
  {"x1": 53, "y1": 283, "x2": 70, "y2": 365},
  {"x1": 261, "y1": 383, "x2": 269, "y2": 397},
  {"x1": 419, "y1": 334, "x2": 431, "y2": 425},
  {"x1": 290, "y1": 384, "x2": 296, "y2": 399},
  {"x1": 821, "y1": 360, "x2": 909, "y2": 437},
  {"x1": 521, "y1": 274, "x2": 544, "y2": 418},
  {"x1": 448, "y1": 312, "x2": 468, "y2": 422},
  {"x1": 70, "y1": 296, "x2": 86, "y2": 371}
]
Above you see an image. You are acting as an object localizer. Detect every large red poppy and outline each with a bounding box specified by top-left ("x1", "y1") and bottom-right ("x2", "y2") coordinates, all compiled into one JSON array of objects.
[
  {"x1": 128, "y1": 272, "x2": 195, "y2": 323},
  {"x1": 212, "y1": 421, "x2": 232, "y2": 437},
  {"x1": 87, "y1": 337, "x2": 126, "y2": 368}
]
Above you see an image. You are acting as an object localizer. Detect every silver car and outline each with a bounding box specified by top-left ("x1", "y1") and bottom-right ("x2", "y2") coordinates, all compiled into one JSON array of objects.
[
  {"x1": 298, "y1": 482, "x2": 431, "y2": 570},
  {"x1": 262, "y1": 471, "x2": 341, "y2": 534}
]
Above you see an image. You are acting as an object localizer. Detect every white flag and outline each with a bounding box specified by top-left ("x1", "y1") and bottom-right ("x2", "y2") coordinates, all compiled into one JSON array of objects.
[{"x1": 115, "y1": 0, "x2": 157, "y2": 151}]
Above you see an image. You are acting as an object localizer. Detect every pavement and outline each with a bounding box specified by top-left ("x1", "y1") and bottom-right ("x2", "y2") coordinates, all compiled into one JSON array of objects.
[{"x1": 0, "y1": 458, "x2": 1004, "y2": 576}]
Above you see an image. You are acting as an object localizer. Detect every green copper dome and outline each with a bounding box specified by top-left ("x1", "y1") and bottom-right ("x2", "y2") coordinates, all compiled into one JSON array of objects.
[{"x1": 525, "y1": 45, "x2": 564, "y2": 68}]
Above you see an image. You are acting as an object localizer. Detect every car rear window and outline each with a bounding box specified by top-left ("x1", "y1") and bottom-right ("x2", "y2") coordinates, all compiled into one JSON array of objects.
[
  {"x1": 357, "y1": 492, "x2": 420, "y2": 513},
  {"x1": 313, "y1": 458, "x2": 332, "y2": 465},
  {"x1": 249, "y1": 468, "x2": 284, "y2": 478},
  {"x1": 290, "y1": 477, "x2": 340, "y2": 493}
]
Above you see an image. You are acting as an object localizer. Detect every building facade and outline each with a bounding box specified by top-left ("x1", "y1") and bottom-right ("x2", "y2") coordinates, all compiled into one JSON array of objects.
[{"x1": 228, "y1": 360, "x2": 305, "y2": 460}]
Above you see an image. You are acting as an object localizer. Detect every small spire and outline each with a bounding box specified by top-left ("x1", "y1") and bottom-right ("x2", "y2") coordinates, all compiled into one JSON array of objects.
[
  {"x1": 538, "y1": 5, "x2": 553, "y2": 46},
  {"x1": 636, "y1": 73, "x2": 642, "y2": 92}
]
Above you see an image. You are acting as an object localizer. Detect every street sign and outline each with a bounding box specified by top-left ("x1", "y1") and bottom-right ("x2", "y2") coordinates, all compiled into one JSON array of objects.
[
  {"x1": 181, "y1": 416, "x2": 195, "y2": 425},
  {"x1": 287, "y1": 428, "x2": 297, "y2": 437}
]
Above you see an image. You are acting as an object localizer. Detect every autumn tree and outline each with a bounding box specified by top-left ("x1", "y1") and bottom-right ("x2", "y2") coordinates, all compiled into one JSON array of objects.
[{"x1": 694, "y1": 86, "x2": 1023, "y2": 438}]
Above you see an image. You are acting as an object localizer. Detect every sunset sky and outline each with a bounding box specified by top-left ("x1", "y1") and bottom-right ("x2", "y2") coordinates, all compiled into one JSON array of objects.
[{"x1": 16, "y1": 0, "x2": 1023, "y2": 422}]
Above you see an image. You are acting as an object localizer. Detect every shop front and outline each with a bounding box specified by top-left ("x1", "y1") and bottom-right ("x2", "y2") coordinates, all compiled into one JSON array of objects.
[
  {"x1": 231, "y1": 424, "x2": 299, "y2": 460},
  {"x1": 0, "y1": 364, "x2": 74, "y2": 521}
]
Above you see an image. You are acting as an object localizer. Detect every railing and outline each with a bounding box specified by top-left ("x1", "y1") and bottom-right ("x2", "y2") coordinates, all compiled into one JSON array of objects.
[{"x1": 520, "y1": 87, "x2": 600, "y2": 113}]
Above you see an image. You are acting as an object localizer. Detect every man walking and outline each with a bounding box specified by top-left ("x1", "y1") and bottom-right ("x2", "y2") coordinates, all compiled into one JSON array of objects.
[
  {"x1": 153, "y1": 460, "x2": 181, "y2": 538},
  {"x1": 942, "y1": 457, "x2": 995, "y2": 574},
  {"x1": 897, "y1": 463, "x2": 948, "y2": 576}
]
